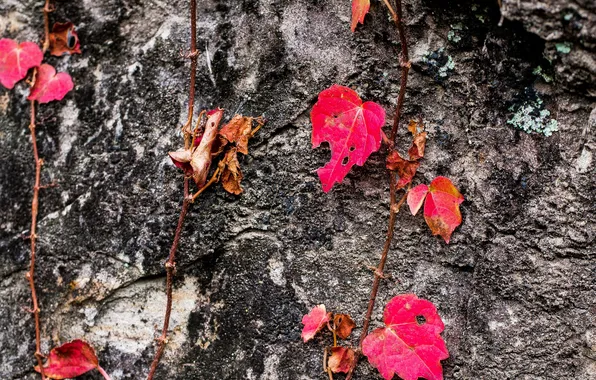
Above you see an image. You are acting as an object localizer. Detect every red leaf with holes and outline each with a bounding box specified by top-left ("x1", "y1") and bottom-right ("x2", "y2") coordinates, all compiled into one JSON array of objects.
[
  {"x1": 351, "y1": 0, "x2": 371, "y2": 32},
  {"x1": 301, "y1": 304, "x2": 331, "y2": 342},
  {"x1": 328, "y1": 347, "x2": 356, "y2": 374},
  {"x1": 362, "y1": 294, "x2": 449, "y2": 380},
  {"x1": 34, "y1": 340, "x2": 100, "y2": 379},
  {"x1": 311, "y1": 85, "x2": 385, "y2": 192},
  {"x1": 28, "y1": 64, "x2": 73, "y2": 104},
  {"x1": 407, "y1": 177, "x2": 464, "y2": 243},
  {"x1": 0, "y1": 39, "x2": 43, "y2": 89},
  {"x1": 49, "y1": 22, "x2": 81, "y2": 56}
]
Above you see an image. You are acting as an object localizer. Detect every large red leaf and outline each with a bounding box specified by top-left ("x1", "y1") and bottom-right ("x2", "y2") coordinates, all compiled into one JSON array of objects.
[
  {"x1": 351, "y1": 0, "x2": 371, "y2": 32},
  {"x1": 301, "y1": 304, "x2": 331, "y2": 342},
  {"x1": 407, "y1": 177, "x2": 463, "y2": 243},
  {"x1": 0, "y1": 39, "x2": 43, "y2": 89},
  {"x1": 362, "y1": 294, "x2": 449, "y2": 380},
  {"x1": 28, "y1": 64, "x2": 74, "y2": 104},
  {"x1": 311, "y1": 84, "x2": 385, "y2": 192},
  {"x1": 34, "y1": 340, "x2": 99, "y2": 379}
]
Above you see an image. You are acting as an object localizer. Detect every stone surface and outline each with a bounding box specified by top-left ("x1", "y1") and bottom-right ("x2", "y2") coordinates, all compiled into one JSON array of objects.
[{"x1": 0, "y1": 0, "x2": 594, "y2": 379}]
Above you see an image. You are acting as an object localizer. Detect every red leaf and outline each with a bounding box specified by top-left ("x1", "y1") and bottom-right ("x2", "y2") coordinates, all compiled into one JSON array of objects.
[
  {"x1": 328, "y1": 347, "x2": 356, "y2": 374},
  {"x1": 407, "y1": 184, "x2": 429, "y2": 216},
  {"x1": 34, "y1": 340, "x2": 99, "y2": 379},
  {"x1": 424, "y1": 177, "x2": 464, "y2": 243},
  {"x1": 0, "y1": 39, "x2": 43, "y2": 89},
  {"x1": 28, "y1": 64, "x2": 73, "y2": 104},
  {"x1": 49, "y1": 22, "x2": 81, "y2": 57},
  {"x1": 351, "y1": 0, "x2": 371, "y2": 32},
  {"x1": 311, "y1": 84, "x2": 385, "y2": 192},
  {"x1": 362, "y1": 294, "x2": 449, "y2": 380},
  {"x1": 301, "y1": 304, "x2": 331, "y2": 342}
]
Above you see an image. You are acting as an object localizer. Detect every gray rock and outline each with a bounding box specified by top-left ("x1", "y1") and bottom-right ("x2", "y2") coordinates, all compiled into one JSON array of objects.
[{"x1": 0, "y1": 0, "x2": 594, "y2": 379}]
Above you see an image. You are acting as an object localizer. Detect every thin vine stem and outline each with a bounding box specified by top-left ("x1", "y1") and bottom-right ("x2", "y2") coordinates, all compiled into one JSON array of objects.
[
  {"x1": 346, "y1": 0, "x2": 410, "y2": 378},
  {"x1": 26, "y1": 99, "x2": 46, "y2": 380},
  {"x1": 146, "y1": 0, "x2": 198, "y2": 378}
]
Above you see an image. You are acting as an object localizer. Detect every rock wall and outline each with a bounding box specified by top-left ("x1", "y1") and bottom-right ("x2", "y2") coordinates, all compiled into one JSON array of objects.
[{"x1": 0, "y1": 0, "x2": 594, "y2": 379}]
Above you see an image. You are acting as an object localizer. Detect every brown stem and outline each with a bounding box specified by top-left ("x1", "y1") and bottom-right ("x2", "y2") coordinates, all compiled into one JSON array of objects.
[
  {"x1": 42, "y1": 0, "x2": 51, "y2": 53},
  {"x1": 27, "y1": 100, "x2": 46, "y2": 380},
  {"x1": 346, "y1": 1, "x2": 410, "y2": 379},
  {"x1": 146, "y1": 1, "x2": 198, "y2": 378}
]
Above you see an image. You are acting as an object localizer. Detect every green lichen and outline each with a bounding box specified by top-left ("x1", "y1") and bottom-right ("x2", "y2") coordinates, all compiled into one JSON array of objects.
[
  {"x1": 507, "y1": 97, "x2": 558, "y2": 137},
  {"x1": 555, "y1": 42, "x2": 572, "y2": 54},
  {"x1": 563, "y1": 13, "x2": 573, "y2": 21},
  {"x1": 448, "y1": 30, "x2": 461, "y2": 43},
  {"x1": 532, "y1": 66, "x2": 553, "y2": 83},
  {"x1": 439, "y1": 55, "x2": 455, "y2": 77}
]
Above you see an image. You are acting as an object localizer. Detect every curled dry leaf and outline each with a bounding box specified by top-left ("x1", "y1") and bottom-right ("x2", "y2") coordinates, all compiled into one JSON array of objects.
[
  {"x1": 334, "y1": 313, "x2": 356, "y2": 340},
  {"x1": 351, "y1": 0, "x2": 371, "y2": 32},
  {"x1": 34, "y1": 340, "x2": 103, "y2": 379},
  {"x1": 362, "y1": 294, "x2": 449, "y2": 380},
  {"x1": 0, "y1": 38, "x2": 43, "y2": 89},
  {"x1": 386, "y1": 120, "x2": 427, "y2": 188},
  {"x1": 328, "y1": 347, "x2": 356, "y2": 374},
  {"x1": 218, "y1": 115, "x2": 254, "y2": 154},
  {"x1": 407, "y1": 119, "x2": 427, "y2": 161},
  {"x1": 301, "y1": 305, "x2": 332, "y2": 342},
  {"x1": 49, "y1": 22, "x2": 81, "y2": 56},
  {"x1": 219, "y1": 147, "x2": 244, "y2": 195},
  {"x1": 311, "y1": 84, "x2": 385, "y2": 192},
  {"x1": 28, "y1": 64, "x2": 74, "y2": 104},
  {"x1": 407, "y1": 177, "x2": 464, "y2": 243}
]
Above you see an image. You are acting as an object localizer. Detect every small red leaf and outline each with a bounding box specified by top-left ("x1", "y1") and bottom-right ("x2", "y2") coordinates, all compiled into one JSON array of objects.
[
  {"x1": 362, "y1": 294, "x2": 449, "y2": 380},
  {"x1": 423, "y1": 177, "x2": 464, "y2": 243},
  {"x1": 34, "y1": 340, "x2": 99, "y2": 379},
  {"x1": 351, "y1": 0, "x2": 371, "y2": 32},
  {"x1": 301, "y1": 304, "x2": 331, "y2": 342},
  {"x1": 328, "y1": 347, "x2": 356, "y2": 374},
  {"x1": 311, "y1": 84, "x2": 385, "y2": 192},
  {"x1": 49, "y1": 22, "x2": 82, "y2": 56},
  {"x1": 28, "y1": 64, "x2": 73, "y2": 103},
  {"x1": 407, "y1": 184, "x2": 429, "y2": 215},
  {"x1": 0, "y1": 39, "x2": 43, "y2": 89}
]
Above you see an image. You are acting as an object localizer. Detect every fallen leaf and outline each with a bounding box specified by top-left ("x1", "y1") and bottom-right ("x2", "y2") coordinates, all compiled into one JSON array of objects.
[
  {"x1": 49, "y1": 22, "x2": 81, "y2": 56},
  {"x1": 407, "y1": 119, "x2": 427, "y2": 161},
  {"x1": 386, "y1": 150, "x2": 420, "y2": 189},
  {"x1": 334, "y1": 313, "x2": 356, "y2": 340},
  {"x1": 424, "y1": 177, "x2": 464, "y2": 243},
  {"x1": 219, "y1": 147, "x2": 244, "y2": 195},
  {"x1": 301, "y1": 304, "x2": 331, "y2": 342},
  {"x1": 28, "y1": 64, "x2": 73, "y2": 104},
  {"x1": 362, "y1": 294, "x2": 449, "y2": 380},
  {"x1": 351, "y1": 0, "x2": 371, "y2": 32},
  {"x1": 0, "y1": 39, "x2": 43, "y2": 89},
  {"x1": 311, "y1": 84, "x2": 385, "y2": 192},
  {"x1": 218, "y1": 115, "x2": 253, "y2": 154},
  {"x1": 328, "y1": 347, "x2": 356, "y2": 374},
  {"x1": 34, "y1": 340, "x2": 99, "y2": 379}
]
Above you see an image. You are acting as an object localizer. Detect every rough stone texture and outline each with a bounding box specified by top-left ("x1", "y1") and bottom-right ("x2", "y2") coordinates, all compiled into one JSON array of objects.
[{"x1": 0, "y1": 0, "x2": 594, "y2": 379}]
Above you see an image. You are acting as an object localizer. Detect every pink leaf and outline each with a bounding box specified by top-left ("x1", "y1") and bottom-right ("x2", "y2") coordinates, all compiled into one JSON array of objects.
[
  {"x1": 311, "y1": 84, "x2": 385, "y2": 192},
  {"x1": 351, "y1": 0, "x2": 371, "y2": 32},
  {"x1": 28, "y1": 64, "x2": 73, "y2": 104},
  {"x1": 0, "y1": 39, "x2": 43, "y2": 89},
  {"x1": 423, "y1": 177, "x2": 464, "y2": 243},
  {"x1": 407, "y1": 184, "x2": 429, "y2": 216},
  {"x1": 301, "y1": 304, "x2": 331, "y2": 342},
  {"x1": 328, "y1": 346, "x2": 356, "y2": 374},
  {"x1": 362, "y1": 294, "x2": 449, "y2": 380},
  {"x1": 34, "y1": 340, "x2": 99, "y2": 379}
]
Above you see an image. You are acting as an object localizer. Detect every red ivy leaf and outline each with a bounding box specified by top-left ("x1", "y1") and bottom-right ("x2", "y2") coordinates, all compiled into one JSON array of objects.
[
  {"x1": 0, "y1": 39, "x2": 43, "y2": 89},
  {"x1": 301, "y1": 304, "x2": 331, "y2": 342},
  {"x1": 328, "y1": 347, "x2": 356, "y2": 374},
  {"x1": 34, "y1": 340, "x2": 99, "y2": 379},
  {"x1": 28, "y1": 64, "x2": 74, "y2": 104},
  {"x1": 49, "y1": 22, "x2": 82, "y2": 57},
  {"x1": 407, "y1": 177, "x2": 464, "y2": 243},
  {"x1": 362, "y1": 294, "x2": 449, "y2": 380},
  {"x1": 351, "y1": 0, "x2": 371, "y2": 32},
  {"x1": 311, "y1": 84, "x2": 385, "y2": 192}
]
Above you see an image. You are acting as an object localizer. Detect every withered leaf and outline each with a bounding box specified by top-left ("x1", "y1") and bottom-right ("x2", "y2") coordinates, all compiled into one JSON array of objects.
[
  {"x1": 219, "y1": 147, "x2": 244, "y2": 195},
  {"x1": 407, "y1": 119, "x2": 427, "y2": 161},
  {"x1": 386, "y1": 150, "x2": 420, "y2": 189},
  {"x1": 49, "y1": 22, "x2": 81, "y2": 57},
  {"x1": 334, "y1": 313, "x2": 356, "y2": 340},
  {"x1": 328, "y1": 346, "x2": 356, "y2": 374},
  {"x1": 218, "y1": 115, "x2": 254, "y2": 155}
]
